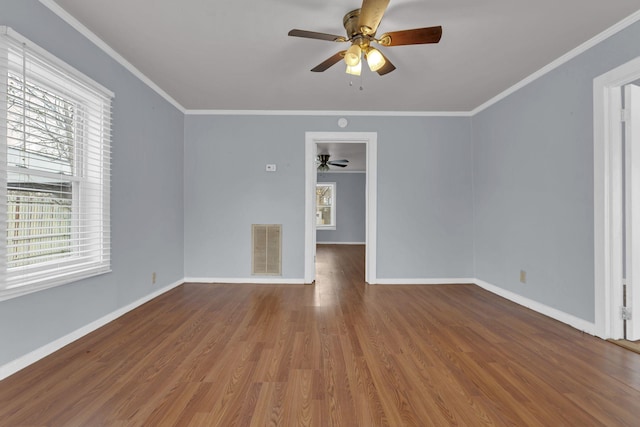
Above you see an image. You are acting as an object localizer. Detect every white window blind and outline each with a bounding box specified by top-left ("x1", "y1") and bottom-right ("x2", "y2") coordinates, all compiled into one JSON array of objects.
[{"x1": 0, "y1": 27, "x2": 112, "y2": 301}]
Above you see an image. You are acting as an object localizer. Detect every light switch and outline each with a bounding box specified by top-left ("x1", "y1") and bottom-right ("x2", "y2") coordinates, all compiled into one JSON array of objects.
[{"x1": 266, "y1": 164, "x2": 277, "y2": 172}]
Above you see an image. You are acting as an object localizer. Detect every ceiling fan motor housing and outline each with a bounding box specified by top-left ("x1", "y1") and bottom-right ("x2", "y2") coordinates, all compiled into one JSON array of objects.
[
  {"x1": 344, "y1": 9, "x2": 374, "y2": 49},
  {"x1": 344, "y1": 9, "x2": 363, "y2": 38},
  {"x1": 288, "y1": 0, "x2": 442, "y2": 76}
]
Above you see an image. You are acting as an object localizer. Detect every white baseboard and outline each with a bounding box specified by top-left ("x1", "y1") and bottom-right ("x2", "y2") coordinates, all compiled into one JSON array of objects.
[
  {"x1": 316, "y1": 242, "x2": 365, "y2": 245},
  {"x1": 374, "y1": 278, "x2": 476, "y2": 285},
  {"x1": 1, "y1": 275, "x2": 598, "y2": 381},
  {"x1": 372, "y1": 277, "x2": 596, "y2": 335},
  {"x1": 184, "y1": 277, "x2": 306, "y2": 285},
  {"x1": 0, "y1": 278, "x2": 184, "y2": 381},
  {"x1": 474, "y1": 279, "x2": 597, "y2": 335}
]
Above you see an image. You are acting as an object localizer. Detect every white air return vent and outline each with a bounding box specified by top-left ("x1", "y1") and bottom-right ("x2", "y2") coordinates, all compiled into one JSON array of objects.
[{"x1": 252, "y1": 224, "x2": 282, "y2": 275}]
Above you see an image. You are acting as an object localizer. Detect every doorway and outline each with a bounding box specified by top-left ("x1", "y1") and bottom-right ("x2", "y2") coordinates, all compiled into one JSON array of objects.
[
  {"x1": 304, "y1": 132, "x2": 377, "y2": 284},
  {"x1": 594, "y1": 57, "x2": 640, "y2": 340}
]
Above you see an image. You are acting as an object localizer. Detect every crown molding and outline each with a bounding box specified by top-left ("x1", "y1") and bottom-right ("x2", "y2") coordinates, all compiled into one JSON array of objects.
[
  {"x1": 184, "y1": 109, "x2": 472, "y2": 117},
  {"x1": 470, "y1": 9, "x2": 640, "y2": 116},
  {"x1": 38, "y1": 0, "x2": 186, "y2": 113},
  {"x1": 38, "y1": 1, "x2": 640, "y2": 118}
]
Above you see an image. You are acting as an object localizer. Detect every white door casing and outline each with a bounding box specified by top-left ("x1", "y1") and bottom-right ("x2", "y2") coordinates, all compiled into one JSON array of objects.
[
  {"x1": 593, "y1": 56, "x2": 640, "y2": 339},
  {"x1": 304, "y1": 132, "x2": 377, "y2": 284},
  {"x1": 625, "y1": 84, "x2": 640, "y2": 340}
]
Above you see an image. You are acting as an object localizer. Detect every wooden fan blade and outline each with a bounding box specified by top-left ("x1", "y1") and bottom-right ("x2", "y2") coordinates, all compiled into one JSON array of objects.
[
  {"x1": 376, "y1": 52, "x2": 396, "y2": 76},
  {"x1": 329, "y1": 163, "x2": 348, "y2": 167},
  {"x1": 378, "y1": 26, "x2": 442, "y2": 46},
  {"x1": 311, "y1": 51, "x2": 346, "y2": 72},
  {"x1": 358, "y1": 0, "x2": 390, "y2": 35},
  {"x1": 288, "y1": 29, "x2": 347, "y2": 42},
  {"x1": 328, "y1": 159, "x2": 349, "y2": 164}
]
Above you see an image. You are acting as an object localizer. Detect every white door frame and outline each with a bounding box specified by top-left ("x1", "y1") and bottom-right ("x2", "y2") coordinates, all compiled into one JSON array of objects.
[
  {"x1": 624, "y1": 84, "x2": 640, "y2": 340},
  {"x1": 304, "y1": 132, "x2": 377, "y2": 284},
  {"x1": 593, "y1": 56, "x2": 640, "y2": 339}
]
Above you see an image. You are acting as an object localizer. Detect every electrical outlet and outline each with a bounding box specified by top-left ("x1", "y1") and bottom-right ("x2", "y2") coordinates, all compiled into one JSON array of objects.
[
  {"x1": 152, "y1": 272, "x2": 156, "y2": 284},
  {"x1": 520, "y1": 270, "x2": 526, "y2": 284}
]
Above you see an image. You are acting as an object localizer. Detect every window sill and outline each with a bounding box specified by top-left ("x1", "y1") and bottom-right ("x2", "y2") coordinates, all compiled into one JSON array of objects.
[{"x1": 0, "y1": 267, "x2": 111, "y2": 302}]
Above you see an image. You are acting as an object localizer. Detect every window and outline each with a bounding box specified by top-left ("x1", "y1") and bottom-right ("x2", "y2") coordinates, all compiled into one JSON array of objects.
[
  {"x1": 316, "y1": 182, "x2": 336, "y2": 230},
  {"x1": 0, "y1": 27, "x2": 112, "y2": 301}
]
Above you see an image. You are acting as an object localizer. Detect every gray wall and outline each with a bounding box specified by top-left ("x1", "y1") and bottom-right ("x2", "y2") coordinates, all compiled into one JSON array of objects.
[
  {"x1": 0, "y1": 0, "x2": 185, "y2": 366},
  {"x1": 5, "y1": 0, "x2": 638, "y2": 372},
  {"x1": 472, "y1": 19, "x2": 640, "y2": 322},
  {"x1": 316, "y1": 172, "x2": 366, "y2": 244},
  {"x1": 184, "y1": 115, "x2": 475, "y2": 280}
]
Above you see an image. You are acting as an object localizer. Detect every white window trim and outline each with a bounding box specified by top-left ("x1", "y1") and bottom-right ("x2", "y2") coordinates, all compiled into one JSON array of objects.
[
  {"x1": 0, "y1": 27, "x2": 112, "y2": 302},
  {"x1": 0, "y1": 27, "x2": 113, "y2": 97},
  {"x1": 316, "y1": 182, "x2": 336, "y2": 230}
]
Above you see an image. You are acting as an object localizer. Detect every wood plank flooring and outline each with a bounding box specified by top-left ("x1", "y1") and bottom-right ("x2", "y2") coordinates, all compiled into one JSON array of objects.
[
  {"x1": 609, "y1": 338, "x2": 640, "y2": 354},
  {"x1": 2, "y1": 244, "x2": 640, "y2": 425}
]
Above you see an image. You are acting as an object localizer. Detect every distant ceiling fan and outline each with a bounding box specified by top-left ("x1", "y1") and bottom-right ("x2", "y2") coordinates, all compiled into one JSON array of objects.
[
  {"x1": 288, "y1": 0, "x2": 442, "y2": 76},
  {"x1": 317, "y1": 154, "x2": 349, "y2": 171}
]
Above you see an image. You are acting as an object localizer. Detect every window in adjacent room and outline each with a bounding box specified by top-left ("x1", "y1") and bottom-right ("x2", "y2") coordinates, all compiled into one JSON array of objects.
[
  {"x1": 316, "y1": 182, "x2": 336, "y2": 230},
  {"x1": 0, "y1": 27, "x2": 112, "y2": 301}
]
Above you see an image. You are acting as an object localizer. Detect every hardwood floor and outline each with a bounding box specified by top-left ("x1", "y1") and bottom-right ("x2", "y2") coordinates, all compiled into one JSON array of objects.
[
  {"x1": 2, "y1": 244, "x2": 640, "y2": 426},
  {"x1": 609, "y1": 338, "x2": 640, "y2": 354}
]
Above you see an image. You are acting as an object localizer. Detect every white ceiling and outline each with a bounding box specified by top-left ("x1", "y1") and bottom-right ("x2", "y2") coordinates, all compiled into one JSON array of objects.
[{"x1": 49, "y1": 0, "x2": 640, "y2": 112}]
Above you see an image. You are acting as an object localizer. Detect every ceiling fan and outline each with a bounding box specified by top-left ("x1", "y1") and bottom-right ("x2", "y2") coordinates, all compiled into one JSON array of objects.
[
  {"x1": 317, "y1": 154, "x2": 349, "y2": 171},
  {"x1": 288, "y1": 0, "x2": 442, "y2": 76}
]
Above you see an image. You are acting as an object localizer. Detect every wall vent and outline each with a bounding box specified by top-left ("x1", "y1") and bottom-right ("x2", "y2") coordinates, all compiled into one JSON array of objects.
[{"x1": 252, "y1": 224, "x2": 282, "y2": 276}]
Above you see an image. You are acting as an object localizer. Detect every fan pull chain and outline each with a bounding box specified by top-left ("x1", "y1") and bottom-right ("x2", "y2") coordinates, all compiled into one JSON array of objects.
[{"x1": 348, "y1": 74, "x2": 364, "y2": 91}]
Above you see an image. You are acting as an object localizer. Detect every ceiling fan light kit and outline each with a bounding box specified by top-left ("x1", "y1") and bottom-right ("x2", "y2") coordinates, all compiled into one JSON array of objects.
[
  {"x1": 288, "y1": 0, "x2": 442, "y2": 77},
  {"x1": 344, "y1": 44, "x2": 362, "y2": 66},
  {"x1": 365, "y1": 47, "x2": 385, "y2": 72},
  {"x1": 346, "y1": 61, "x2": 362, "y2": 76}
]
